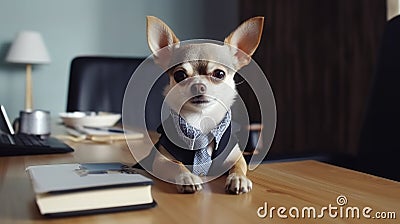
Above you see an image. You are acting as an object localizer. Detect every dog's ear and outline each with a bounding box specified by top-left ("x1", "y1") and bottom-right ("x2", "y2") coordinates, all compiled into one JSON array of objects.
[
  {"x1": 224, "y1": 17, "x2": 264, "y2": 69},
  {"x1": 147, "y1": 16, "x2": 180, "y2": 68}
]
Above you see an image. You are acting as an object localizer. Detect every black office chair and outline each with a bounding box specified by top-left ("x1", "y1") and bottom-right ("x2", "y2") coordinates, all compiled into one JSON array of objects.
[
  {"x1": 357, "y1": 15, "x2": 400, "y2": 181},
  {"x1": 66, "y1": 56, "x2": 169, "y2": 130},
  {"x1": 67, "y1": 56, "x2": 145, "y2": 113}
]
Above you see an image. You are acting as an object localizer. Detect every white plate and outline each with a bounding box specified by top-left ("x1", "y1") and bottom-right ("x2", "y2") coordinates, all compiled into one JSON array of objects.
[{"x1": 59, "y1": 112, "x2": 121, "y2": 128}]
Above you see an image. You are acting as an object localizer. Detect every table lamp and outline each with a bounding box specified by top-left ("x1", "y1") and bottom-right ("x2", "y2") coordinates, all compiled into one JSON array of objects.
[{"x1": 6, "y1": 31, "x2": 51, "y2": 112}]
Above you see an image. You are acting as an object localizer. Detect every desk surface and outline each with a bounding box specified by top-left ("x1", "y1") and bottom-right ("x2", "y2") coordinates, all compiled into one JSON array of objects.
[{"x1": 0, "y1": 131, "x2": 399, "y2": 224}]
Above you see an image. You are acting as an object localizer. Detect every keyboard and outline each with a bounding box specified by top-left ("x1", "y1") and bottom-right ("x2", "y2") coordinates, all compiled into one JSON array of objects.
[{"x1": 0, "y1": 133, "x2": 74, "y2": 156}]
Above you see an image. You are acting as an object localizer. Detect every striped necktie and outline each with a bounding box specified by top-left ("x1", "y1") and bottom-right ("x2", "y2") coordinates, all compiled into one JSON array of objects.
[
  {"x1": 192, "y1": 134, "x2": 213, "y2": 176},
  {"x1": 170, "y1": 110, "x2": 231, "y2": 176}
]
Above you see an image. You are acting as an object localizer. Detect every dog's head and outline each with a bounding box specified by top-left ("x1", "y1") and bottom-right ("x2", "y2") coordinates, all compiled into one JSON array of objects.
[{"x1": 146, "y1": 16, "x2": 263, "y2": 125}]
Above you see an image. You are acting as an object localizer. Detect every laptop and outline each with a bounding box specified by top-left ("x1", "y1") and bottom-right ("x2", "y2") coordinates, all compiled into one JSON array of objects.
[{"x1": 0, "y1": 105, "x2": 74, "y2": 156}]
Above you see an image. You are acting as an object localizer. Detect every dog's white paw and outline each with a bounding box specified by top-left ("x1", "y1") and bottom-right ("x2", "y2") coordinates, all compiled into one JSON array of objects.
[
  {"x1": 175, "y1": 172, "x2": 203, "y2": 193},
  {"x1": 225, "y1": 173, "x2": 252, "y2": 194}
]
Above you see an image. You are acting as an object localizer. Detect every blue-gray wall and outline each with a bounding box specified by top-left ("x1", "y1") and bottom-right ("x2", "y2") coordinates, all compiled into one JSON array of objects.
[{"x1": 0, "y1": 0, "x2": 238, "y2": 120}]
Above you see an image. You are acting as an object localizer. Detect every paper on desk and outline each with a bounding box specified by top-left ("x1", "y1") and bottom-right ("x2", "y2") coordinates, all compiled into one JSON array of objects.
[{"x1": 65, "y1": 126, "x2": 144, "y2": 142}]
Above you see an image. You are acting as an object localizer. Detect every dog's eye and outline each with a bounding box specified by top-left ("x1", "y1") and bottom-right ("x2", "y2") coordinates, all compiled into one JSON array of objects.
[
  {"x1": 212, "y1": 69, "x2": 226, "y2": 80},
  {"x1": 173, "y1": 70, "x2": 188, "y2": 83}
]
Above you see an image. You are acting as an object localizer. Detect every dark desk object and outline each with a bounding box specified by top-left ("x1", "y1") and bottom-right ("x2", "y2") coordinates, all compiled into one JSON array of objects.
[
  {"x1": 0, "y1": 105, "x2": 73, "y2": 156},
  {"x1": 357, "y1": 15, "x2": 400, "y2": 181}
]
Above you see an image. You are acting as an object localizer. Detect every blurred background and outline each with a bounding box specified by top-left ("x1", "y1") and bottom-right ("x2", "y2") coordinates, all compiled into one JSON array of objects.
[{"x1": 0, "y1": 0, "x2": 239, "y2": 121}]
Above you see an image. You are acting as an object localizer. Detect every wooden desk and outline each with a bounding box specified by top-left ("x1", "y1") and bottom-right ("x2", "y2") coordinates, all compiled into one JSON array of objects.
[{"x1": 0, "y1": 133, "x2": 399, "y2": 223}]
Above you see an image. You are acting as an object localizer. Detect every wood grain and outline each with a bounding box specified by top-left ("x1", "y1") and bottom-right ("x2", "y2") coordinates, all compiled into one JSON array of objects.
[{"x1": 0, "y1": 131, "x2": 398, "y2": 223}]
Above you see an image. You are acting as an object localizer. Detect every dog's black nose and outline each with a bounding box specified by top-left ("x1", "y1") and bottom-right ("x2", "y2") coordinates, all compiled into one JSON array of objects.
[{"x1": 191, "y1": 83, "x2": 207, "y2": 95}]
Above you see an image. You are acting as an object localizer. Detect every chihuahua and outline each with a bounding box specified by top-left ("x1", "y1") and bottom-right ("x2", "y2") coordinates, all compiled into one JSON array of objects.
[{"x1": 146, "y1": 16, "x2": 264, "y2": 194}]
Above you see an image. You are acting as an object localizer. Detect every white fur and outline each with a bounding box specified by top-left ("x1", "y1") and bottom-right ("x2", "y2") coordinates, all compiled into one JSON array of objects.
[{"x1": 163, "y1": 61, "x2": 237, "y2": 133}]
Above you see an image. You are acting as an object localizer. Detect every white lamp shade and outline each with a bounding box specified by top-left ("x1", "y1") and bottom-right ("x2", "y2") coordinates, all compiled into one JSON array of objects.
[{"x1": 6, "y1": 31, "x2": 51, "y2": 64}]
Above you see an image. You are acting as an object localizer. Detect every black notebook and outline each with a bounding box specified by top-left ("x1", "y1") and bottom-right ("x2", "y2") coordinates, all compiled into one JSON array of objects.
[{"x1": 0, "y1": 105, "x2": 73, "y2": 156}]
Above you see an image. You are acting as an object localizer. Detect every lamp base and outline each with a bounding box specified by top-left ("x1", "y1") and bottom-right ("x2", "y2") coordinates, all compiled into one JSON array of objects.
[{"x1": 25, "y1": 64, "x2": 33, "y2": 111}]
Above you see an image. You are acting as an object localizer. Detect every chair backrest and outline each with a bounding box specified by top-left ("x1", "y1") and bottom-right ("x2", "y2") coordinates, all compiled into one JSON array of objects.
[
  {"x1": 67, "y1": 56, "x2": 145, "y2": 113},
  {"x1": 66, "y1": 56, "x2": 169, "y2": 130},
  {"x1": 358, "y1": 15, "x2": 400, "y2": 180},
  {"x1": 67, "y1": 56, "x2": 148, "y2": 113}
]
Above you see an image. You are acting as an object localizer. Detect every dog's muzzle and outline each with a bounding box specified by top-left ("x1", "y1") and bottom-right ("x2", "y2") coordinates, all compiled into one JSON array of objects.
[{"x1": 190, "y1": 83, "x2": 210, "y2": 104}]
